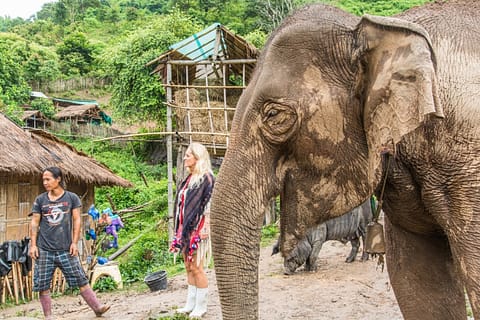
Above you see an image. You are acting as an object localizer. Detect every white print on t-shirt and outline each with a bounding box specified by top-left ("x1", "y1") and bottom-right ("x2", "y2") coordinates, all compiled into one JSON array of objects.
[{"x1": 44, "y1": 203, "x2": 66, "y2": 226}]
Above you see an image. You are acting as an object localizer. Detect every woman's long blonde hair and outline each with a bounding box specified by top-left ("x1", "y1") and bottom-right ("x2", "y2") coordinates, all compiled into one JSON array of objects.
[{"x1": 186, "y1": 142, "x2": 213, "y2": 187}]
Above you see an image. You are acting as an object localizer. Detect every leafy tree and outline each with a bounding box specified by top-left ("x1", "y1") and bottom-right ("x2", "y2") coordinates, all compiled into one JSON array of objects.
[
  {"x1": 255, "y1": 0, "x2": 296, "y2": 32},
  {"x1": 325, "y1": 0, "x2": 433, "y2": 16},
  {"x1": 244, "y1": 29, "x2": 268, "y2": 49},
  {"x1": 56, "y1": 32, "x2": 94, "y2": 75},
  {"x1": 24, "y1": 46, "x2": 62, "y2": 85},
  {"x1": 100, "y1": 11, "x2": 201, "y2": 121},
  {"x1": 0, "y1": 17, "x2": 27, "y2": 32},
  {"x1": 0, "y1": 34, "x2": 31, "y2": 109},
  {"x1": 30, "y1": 98, "x2": 56, "y2": 118},
  {"x1": 36, "y1": 2, "x2": 58, "y2": 21},
  {"x1": 11, "y1": 20, "x2": 64, "y2": 47}
]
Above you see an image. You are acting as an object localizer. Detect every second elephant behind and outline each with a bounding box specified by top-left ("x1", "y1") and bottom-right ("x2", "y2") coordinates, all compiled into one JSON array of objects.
[{"x1": 273, "y1": 199, "x2": 373, "y2": 274}]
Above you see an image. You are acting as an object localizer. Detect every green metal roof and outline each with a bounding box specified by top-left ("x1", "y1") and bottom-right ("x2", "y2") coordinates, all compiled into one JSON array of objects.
[
  {"x1": 169, "y1": 23, "x2": 224, "y2": 61},
  {"x1": 52, "y1": 97, "x2": 99, "y2": 106}
]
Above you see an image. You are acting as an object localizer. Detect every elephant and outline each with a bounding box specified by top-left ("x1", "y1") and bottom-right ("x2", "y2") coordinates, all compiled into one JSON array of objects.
[
  {"x1": 272, "y1": 198, "x2": 372, "y2": 274},
  {"x1": 210, "y1": 1, "x2": 480, "y2": 320}
]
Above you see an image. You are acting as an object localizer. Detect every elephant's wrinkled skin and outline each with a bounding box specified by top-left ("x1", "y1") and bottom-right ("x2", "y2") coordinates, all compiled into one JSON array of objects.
[{"x1": 210, "y1": 1, "x2": 480, "y2": 320}]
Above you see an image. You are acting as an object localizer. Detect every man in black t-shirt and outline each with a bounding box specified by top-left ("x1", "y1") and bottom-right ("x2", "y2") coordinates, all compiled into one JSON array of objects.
[{"x1": 29, "y1": 167, "x2": 110, "y2": 319}]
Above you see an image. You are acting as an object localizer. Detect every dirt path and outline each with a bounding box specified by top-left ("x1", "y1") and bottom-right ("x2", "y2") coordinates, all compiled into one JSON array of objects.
[{"x1": 1, "y1": 241, "x2": 402, "y2": 320}]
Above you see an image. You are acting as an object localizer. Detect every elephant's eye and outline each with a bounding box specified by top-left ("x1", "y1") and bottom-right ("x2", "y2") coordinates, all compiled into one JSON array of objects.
[
  {"x1": 260, "y1": 102, "x2": 299, "y2": 144},
  {"x1": 266, "y1": 109, "x2": 279, "y2": 118}
]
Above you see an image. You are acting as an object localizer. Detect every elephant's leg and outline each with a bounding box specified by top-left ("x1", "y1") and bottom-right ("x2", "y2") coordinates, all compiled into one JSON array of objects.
[
  {"x1": 305, "y1": 240, "x2": 324, "y2": 271},
  {"x1": 345, "y1": 238, "x2": 359, "y2": 263},
  {"x1": 360, "y1": 234, "x2": 369, "y2": 261},
  {"x1": 384, "y1": 217, "x2": 466, "y2": 320}
]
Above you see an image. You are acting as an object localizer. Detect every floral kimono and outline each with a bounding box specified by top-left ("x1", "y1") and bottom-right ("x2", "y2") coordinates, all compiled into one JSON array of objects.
[{"x1": 170, "y1": 172, "x2": 214, "y2": 265}]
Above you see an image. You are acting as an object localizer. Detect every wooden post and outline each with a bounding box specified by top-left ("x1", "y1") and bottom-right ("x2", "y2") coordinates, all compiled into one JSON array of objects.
[
  {"x1": 11, "y1": 264, "x2": 19, "y2": 304},
  {"x1": 166, "y1": 61, "x2": 174, "y2": 244},
  {"x1": 106, "y1": 194, "x2": 117, "y2": 212},
  {"x1": 1, "y1": 276, "x2": 6, "y2": 303},
  {"x1": 16, "y1": 263, "x2": 25, "y2": 302}
]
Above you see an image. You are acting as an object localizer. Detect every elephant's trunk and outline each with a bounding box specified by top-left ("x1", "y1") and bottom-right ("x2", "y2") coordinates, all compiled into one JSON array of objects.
[{"x1": 211, "y1": 150, "x2": 273, "y2": 320}]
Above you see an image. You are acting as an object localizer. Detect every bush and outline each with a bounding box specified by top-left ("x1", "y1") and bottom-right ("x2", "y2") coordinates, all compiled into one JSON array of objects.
[
  {"x1": 93, "y1": 276, "x2": 118, "y2": 292},
  {"x1": 30, "y1": 98, "x2": 56, "y2": 118}
]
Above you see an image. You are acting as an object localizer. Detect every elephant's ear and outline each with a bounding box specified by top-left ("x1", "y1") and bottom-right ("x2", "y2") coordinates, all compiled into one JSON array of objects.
[{"x1": 354, "y1": 14, "x2": 444, "y2": 157}]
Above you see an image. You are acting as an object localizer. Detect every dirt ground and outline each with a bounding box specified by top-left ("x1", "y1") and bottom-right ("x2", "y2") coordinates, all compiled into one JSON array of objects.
[{"x1": 1, "y1": 241, "x2": 402, "y2": 320}]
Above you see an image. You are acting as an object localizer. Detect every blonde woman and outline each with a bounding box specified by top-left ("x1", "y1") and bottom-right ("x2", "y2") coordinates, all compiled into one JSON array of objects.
[{"x1": 170, "y1": 142, "x2": 215, "y2": 318}]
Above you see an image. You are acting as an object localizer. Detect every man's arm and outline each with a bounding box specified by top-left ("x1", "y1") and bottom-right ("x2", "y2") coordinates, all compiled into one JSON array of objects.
[
  {"x1": 29, "y1": 213, "x2": 41, "y2": 259},
  {"x1": 70, "y1": 207, "x2": 81, "y2": 256}
]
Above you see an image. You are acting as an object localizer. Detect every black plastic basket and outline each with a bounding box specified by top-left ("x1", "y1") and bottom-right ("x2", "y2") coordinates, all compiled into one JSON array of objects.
[{"x1": 144, "y1": 270, "x2": 167, "y2": 292}]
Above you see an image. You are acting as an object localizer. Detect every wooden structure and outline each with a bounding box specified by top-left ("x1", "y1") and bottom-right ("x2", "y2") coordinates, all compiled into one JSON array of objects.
[
  {"x1": 147, "y1": 23, "x2": 258, "y2": 238},
  {"x1": 147, "y1": 23, "x2": 258, "y2": 154},
  {"x1": 21, "y1": 110, "x2": 51, "y2": 130},
  {"x1": 0, "y1": 113, "x2": 132, "y2": 304},
  {"x1": 54, "y1": 104, "x2": 107, "y2": 125}
]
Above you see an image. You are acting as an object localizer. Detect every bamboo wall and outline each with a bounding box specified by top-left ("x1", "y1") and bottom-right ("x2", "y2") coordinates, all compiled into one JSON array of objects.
[{"x1": 0, "y1": 175, "x2": 39, "y2": 243}]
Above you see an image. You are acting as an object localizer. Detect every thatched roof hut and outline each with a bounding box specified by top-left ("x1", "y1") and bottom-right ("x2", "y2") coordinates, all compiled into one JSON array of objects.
[
  {"x1": 22, "y1": 110, "x2": 50, "y2": 129},
  {"x1": 55, "y1": 104, "x2": 107, "y2": 124},
  {"x1": 0, "y1": 114, "x2": 130, "y2": 187},
  {"x1": 0, "y1": 113, "x2": 132, "y2": 243}
]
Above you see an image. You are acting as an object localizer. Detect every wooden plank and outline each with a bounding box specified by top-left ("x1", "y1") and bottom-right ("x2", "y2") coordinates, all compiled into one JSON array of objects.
[
  {"x1": 6, "y1": 181, "x2": 19, "y2": 220},
  {"x1": 0, "y1": 182, "x2": 6, "y2": 204},
  {"x1": 0, "y1": 182, "x2": 6, "y2": 243}
]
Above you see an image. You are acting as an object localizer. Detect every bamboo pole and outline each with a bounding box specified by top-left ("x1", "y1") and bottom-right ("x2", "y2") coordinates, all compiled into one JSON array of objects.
[
  {"x1": 204, "y1": 67, "x2": 217, "y2": 153},
  {"x1": 2, "y1": 276, "x2": 6, "y2": 303},
  {"x1": 93, "y1": 131, "x2": 229, "y2": 142},
  {"x1": 167, "y1": 61, "x2": 175, "y2": 244},
  {"x1": 11, "y1": 264, "x2": 19, "y2": 304},
  {"x1": 164, "y1": 102, "x2": 236, "y2": 111},
  {"x1": 163, "y1": 83, "x2": 246, "y2": 89},
  {"x1": 15, "y1": 263, "x2": 25, "y2": 302},
  {"x1": 162, "y1": 58, "x2": 257, "y2": 65},
  {"x1": 185, "y1": 65, "x2": 192, "y2": 145}
]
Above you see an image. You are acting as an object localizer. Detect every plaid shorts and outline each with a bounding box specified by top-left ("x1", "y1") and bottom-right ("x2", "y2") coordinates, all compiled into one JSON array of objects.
[{"x1": 33, "y1": 249, "x2": 88, "y2": 292}]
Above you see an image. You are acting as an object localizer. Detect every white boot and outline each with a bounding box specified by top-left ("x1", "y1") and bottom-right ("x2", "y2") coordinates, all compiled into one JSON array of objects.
[
  {"x1": 177, "y1": 285, "x2": 197, "y2": 313},
  {"x1": 189, "y1": 287, "x2": 208, "y2": 318}
]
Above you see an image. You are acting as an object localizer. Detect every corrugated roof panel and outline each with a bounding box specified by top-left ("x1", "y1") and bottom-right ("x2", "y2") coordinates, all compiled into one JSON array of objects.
[{"x1": 169, "y1": 23, "x2": 225, "y2": 61}]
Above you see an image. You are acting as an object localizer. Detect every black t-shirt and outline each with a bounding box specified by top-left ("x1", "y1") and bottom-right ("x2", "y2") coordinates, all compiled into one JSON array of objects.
[{"x1": 31, "y1": 191, "x2": 82, "y2": 251}]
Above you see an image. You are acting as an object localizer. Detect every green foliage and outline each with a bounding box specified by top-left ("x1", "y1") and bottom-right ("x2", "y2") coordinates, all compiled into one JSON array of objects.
[
  {"x1": 322, "y1": 0, "x2": 433, "y2": 16},
  {"x1": 2, "y1": 0, "x2": 434, "y2": 122},
  {"x1": 261, "y1": 223, "x2": 279, "y2": 247},
  {"x1": 0, "y1": 17, "x2": 28, "y2": 32},
  {"x1": 157, "y1": 313, "x2": 190, "y2": 320},
  {"x1": 57, "y1": 32, "x2": 95, "y2": 75},
  {"x1": 118, "y1": 231, "x2": 178, "y2": 283},
  {"x1": 244, "y1": 29, "x2": 268, "y2": 49},
  {"x1": 11, "y1": 20, "x2": 64, "y2": 47},
  {"x1": 93, "y1": 276, "x2": 118, "y2": 292},
  {"x1": 0, "y1": 34, "x2": 31, "y2": 107},
  {"x1": 30, "y1": 98, "x2": 56, "y2": 118},
  {"x1": 24, "y1": 49, "x2": 62, "y2": 84},
  {"x1": 100, "y1": 11, "x2": 200, "y2": 120}
]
